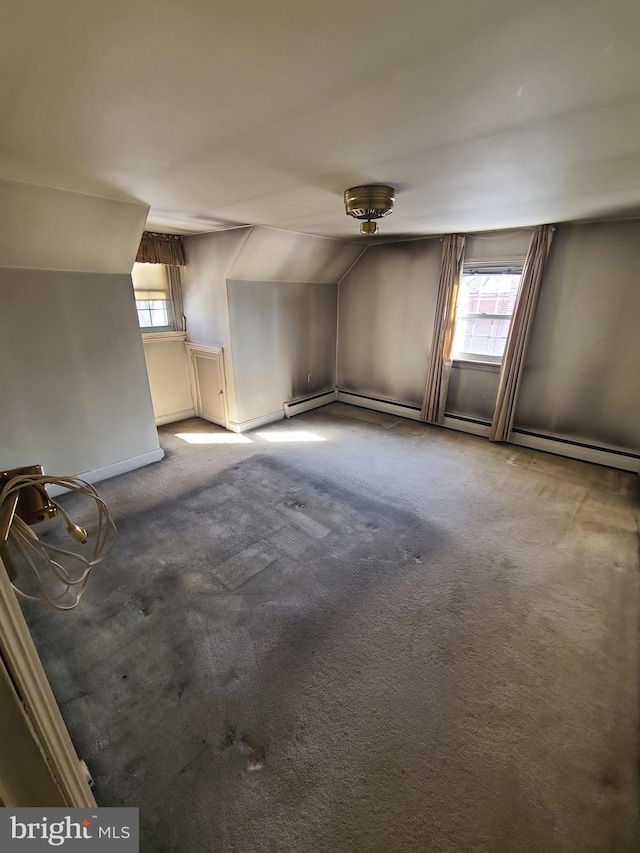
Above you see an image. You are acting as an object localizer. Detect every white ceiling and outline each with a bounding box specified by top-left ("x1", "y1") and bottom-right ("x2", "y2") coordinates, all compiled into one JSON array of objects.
[{"x1": 2, "y1": 0, "x2": 640, "y2": 239}]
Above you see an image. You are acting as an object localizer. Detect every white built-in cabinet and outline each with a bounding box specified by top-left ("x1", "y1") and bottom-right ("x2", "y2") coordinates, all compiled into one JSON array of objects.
[{"x1": 185, "y1": 344, "x2": 227, "y2": 428}]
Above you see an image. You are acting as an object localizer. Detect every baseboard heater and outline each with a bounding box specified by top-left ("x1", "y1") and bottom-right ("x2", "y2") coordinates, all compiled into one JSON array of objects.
[
  {"x1": 511, "y1": 429, "x2": 640, "y2": 473},
  {"x1": 330, "y1": 392, "x2": 640, "y2": 473},
  {"x1": 442, "y1": 418, "x2": 639, "y2": 471},
  {"x1": 284, "y1": 389, "x2": 337, "y2": 418},
  {"x1": 442, "y1": 413, "x2": 491, "y2": 438},
  {"x1": 336, "y1": 390, "x2": 422, "y2": 421}
]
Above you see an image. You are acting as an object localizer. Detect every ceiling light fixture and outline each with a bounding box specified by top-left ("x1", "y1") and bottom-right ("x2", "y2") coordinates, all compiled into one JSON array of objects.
[{"x1": 344, "y1": 185, "x2": 396, "y2": 235}]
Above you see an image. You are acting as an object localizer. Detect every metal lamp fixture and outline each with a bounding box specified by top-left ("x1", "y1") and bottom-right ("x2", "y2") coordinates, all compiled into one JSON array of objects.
[
  {"x1": 0, "y1": 465, "x2": 116, "y2": 609},
  {"x1": 344, "y1": 185, "x2": 396, "y2": 235}
]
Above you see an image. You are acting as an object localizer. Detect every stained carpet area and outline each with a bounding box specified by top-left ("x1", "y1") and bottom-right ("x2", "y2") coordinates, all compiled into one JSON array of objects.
[{"x1": 20, "y1": 404, "x2": 640, "y2": 852}]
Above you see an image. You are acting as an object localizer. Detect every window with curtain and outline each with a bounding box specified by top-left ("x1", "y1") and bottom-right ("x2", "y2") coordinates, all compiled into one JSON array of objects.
[
  {"x1": 451, "y1": 264, "x2": 522, "y2": 363},
  {"x1": 131, "y1": 262, "x2": 174, "y2": 331}
]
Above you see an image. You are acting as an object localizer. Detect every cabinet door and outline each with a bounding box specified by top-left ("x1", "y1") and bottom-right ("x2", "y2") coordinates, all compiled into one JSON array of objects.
[{"x1": 190, "y1": 348, "x2": 226, "y2": 427}]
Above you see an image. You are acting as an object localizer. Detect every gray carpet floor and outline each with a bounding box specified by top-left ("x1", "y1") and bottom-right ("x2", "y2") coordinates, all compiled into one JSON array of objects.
[{"x1": 22, "y1": 403, "x2": 640, "y2": 851}]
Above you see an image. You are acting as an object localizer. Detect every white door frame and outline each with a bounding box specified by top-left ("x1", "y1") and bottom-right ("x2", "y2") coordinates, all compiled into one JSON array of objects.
[{"x1": 0, "y1": 558, "x2": 96, "y2": 807}]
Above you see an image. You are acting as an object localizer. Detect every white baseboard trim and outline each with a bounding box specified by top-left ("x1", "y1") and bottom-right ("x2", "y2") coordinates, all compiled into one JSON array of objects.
[
  {"x1": 227, "y1": 410, "x2": 284, "y2": 434},
  {"x1": 284, "y1": 389, "x2": 337, "y2": 418},
  {"x1": 336, "y1": 391, "x2": 422, "y2": 421},
  {"x1": 155, "y1": 408, "x2": 196, "y2": 426},
  {"x1": 47, "y1": 448, "x2": 165, "y2": 496},
  {"x1": 442, "y1": 415, "x2": 491, "y2": 438},
  {"x1": 511, "y1": 431, "x2": 640, "y2": 473}
]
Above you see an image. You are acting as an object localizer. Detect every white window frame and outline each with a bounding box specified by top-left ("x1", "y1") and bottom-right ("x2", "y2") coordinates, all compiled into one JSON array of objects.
[{"x1": 452, "y1": 262, "x2": 523, "y2": 365}]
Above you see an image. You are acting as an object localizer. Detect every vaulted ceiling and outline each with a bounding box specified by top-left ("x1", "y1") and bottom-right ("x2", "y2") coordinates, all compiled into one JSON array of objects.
[{"x1": 2, "y1": 0, "x2": 640, "y2": 238}]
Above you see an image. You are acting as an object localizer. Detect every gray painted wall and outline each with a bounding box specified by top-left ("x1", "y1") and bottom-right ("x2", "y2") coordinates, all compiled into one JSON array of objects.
[
  {"x1": 337, "y1": 239, "x2": 442, "y2": 407},
  {"x1": 185, "y1": 220, "x2": 639, "y2": 457},
  {"x1": 446, "y1": 363, "x2": 500, "y2": 422},
  {"x1": 515, "y1": 220, "x2": 640, "y2": 452},
  {"x1": 228, "y1": 279, "x2": 338, "y2": 424},
  {"x1": 182, "y1": 228, "x2": 252, "y2": 424},
  {"x1": 336, "y1": 222, "x2": 639, "y2": 458},
  {"x1": 182, "y1": 228, "x2": 252, "y2": 349},
  {"x1": 0, "y1": 177, "x2": 147, "y2": 273},
  {"x1": 0, "y1": 181, "x2": 159, "y2": 479},
  {"x1": 184, "y1": 226, "x2": 362, "y2": 427},
  {"x1": 229, "y1": 227, "x2": 363, "y2": 284},
  {"x1": 0, "y1": 269, "x2": 159, "y2": 475}
]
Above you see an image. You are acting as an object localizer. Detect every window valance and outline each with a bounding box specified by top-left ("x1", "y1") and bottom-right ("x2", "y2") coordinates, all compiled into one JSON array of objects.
[{"x1": 136, "y1": 231, "x2": 185, "y2": 266}]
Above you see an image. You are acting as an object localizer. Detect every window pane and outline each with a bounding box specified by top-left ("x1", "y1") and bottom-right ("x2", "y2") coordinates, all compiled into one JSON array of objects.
[
  {"x1": 453, "y1": 272, "x2": 521, "y2": 360},
  {"x1": 136, "y1": 301, "x2": 169, "y2": 328},
  {"x1": 149, "y1": 309, "x2": 168, "y2": 326},
  {"x1": 151, "y1": 303, "x2": 169, "y2": 325}
]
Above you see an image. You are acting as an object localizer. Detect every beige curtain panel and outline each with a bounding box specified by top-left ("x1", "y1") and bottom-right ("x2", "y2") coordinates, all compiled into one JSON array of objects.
[
  {"x1": 489, "y1": 223, "x2": 556, "y2": 443},
  {"x1": 421, "y1": 234, "x2": 466, "y2": 424},
  {"x1": 167, "y1": 265, "x2": 186, "y2": 331},
  {"x1": 136, "y1": 231, "x2": 185, "y2": 266}
]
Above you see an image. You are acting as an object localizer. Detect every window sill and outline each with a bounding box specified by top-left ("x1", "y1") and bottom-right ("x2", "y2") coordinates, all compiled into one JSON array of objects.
[
  {"x1": 452, "y1": 359, "x2": 501, "y2": 373},
  {"x1": 141, "y1": 330, "x2": 186, "y2": 342}
]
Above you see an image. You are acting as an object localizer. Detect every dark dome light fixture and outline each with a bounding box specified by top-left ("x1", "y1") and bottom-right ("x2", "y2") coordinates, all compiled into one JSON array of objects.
[{"x1": 344, "y1": 185, "x2": 396, "y2": 235}]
